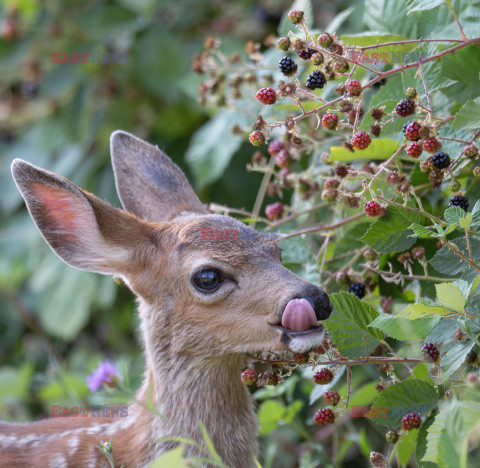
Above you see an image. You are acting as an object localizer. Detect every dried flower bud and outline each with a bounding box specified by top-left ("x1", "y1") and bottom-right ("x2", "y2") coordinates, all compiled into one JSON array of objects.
[
  {"x1": 344, "y1": 194, "x2": 360, "y2": 208},
  {"x1": 412, "y1": 246, "x2": 426, "y2": 261},
  {"x1": 335, "y1": 165, "x2": 348, "y2": 178},
  {"x1": 370, "y1": 452, "x2": 387, "y2": 467},
  {"x1": 370, "y1": 107, "x2": 386, "y2": 121},
  {"x1": 370, "y1": 124, "x2": 382, "y2": 137}
]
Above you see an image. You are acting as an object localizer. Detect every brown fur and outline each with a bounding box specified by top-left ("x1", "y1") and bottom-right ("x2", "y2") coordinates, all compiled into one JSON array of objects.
[{"x1": 2, "y1": 131, "x2": 330, "y2": 467}]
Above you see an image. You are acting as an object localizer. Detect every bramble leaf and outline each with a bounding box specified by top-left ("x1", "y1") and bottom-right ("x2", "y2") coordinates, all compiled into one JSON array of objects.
[{"x1": 435, "y1": 283, "x2": 465, "y2": 312}]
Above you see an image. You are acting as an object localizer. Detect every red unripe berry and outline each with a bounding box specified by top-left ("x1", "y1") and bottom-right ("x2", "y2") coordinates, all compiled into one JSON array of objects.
[
  {"x1": 318, "y1": 33, "x2": 332, "y2": 48},
  {"x1": 445, "y1": 389, "x2": 453, "y2": 399},
  {"x1": 293, "y1": 353, "x2": 310, "y2": 364},
  {"x1": 288, "y1": 9, "x2": 304, "y2": 24},
  {"x1": 241, "y1": 369, "x2": 258, "y2": 385},
  {"x1": 256, "y1": 87, "x2": 276, "y2": 105},
  {"x1": 323, "y1": 390, "x2": 340, "y2": 406},
  {"x1": 313, "y1": 368, "x2": 333, "y2": 385},
  {"x1": 351, "y1": 131, "x2": 371, "y2": 150},
  {"x1": 364, "y1": 200, "x2": 382, "y2": 217},
  {"x1": 463, "y1": 144, "x2": 478, "y2": 158},
  {"x1": 322, "y1": 113, "x2": 339, "y2": 130},
  {"x1": 407, "y1": 142, "x2": 423, "y2": 159},
  {"x1": 423, "y1": 138, "x2": 441, "y2": 153},
  {"x1": 263, "y1": 372, "x2": 278, "y2": 386},
  {"x1": 404, "y1": 121, "x2": 421, "y2": 141},
  {"x1": 265, "y1": 202, "x2": 283, "y2": 221},
  {"x1": 268, "y1": 140, "x2": 284, "y2": 156},
  {"x1": 314, "y1": 408, "x2": 335, "y2": 425},
  {"x1": 347, "y1": 80, "x2": 362, "y2": 96},
  {"x1": 401, "y1": 412, "x2": 421, "y2": 430},
  {"x1": 249, "y1": 131, "x2": 265, "y2": 146},
  {"x1": 422, "y1": 342, "x2": 439, "y2": 362}
]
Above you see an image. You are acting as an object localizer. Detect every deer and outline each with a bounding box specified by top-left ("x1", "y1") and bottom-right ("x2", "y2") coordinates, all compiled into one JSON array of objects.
[{"x1": 1, "y1": 130, "x2": 332, "y2": 468}]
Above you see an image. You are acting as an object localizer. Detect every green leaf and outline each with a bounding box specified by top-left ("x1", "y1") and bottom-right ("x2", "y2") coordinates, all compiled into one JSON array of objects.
[
  {"x1": 399, "y1": 304, "x2": 451, "y2": 319},
  {"x1": 330, "y1": 138, "x2": 398, "y2": 162},
  {"x1": 257, "y1": 400, "x2": 303, "y2": 435},
  {"x1": 397, "y1": 428, "x2": 418, "y2": 466},
  {"x1": 185, "y1": 110, "x2": 246, "y2": 189},
  {"x1": 404, "y1": 0, "x2": 444, "y2": 14},
  {"x1": 409, "y1": 223, "x2": 436, "y2": 239},
  {"x1": 326, "y1": 6, "x2": 355, "y2": 33},
  {"x1": 368, "y1": 379, "x2": 437, "y2": 427},
  {"x1": 435, "y1": 283, "x2": 465, "y2": 312},
  {"x1": 149, "y1": 446, "x2": 187, "y2": 468},
  {"x1": 452, "y1": 97, "x2": 480, "y2": 131},
  {"x1": 459, "y1": 213, "x2": 472, "y2": 230},
  {"x1": 430, "y1": 236, "x2": 480, "y2": 276},
  {"x1": 279, "y1": 236, "x2": 310, "y2": 264},
  {"x1": 415, "y1": 410, "x2": 438, "y2": 466},
  {"x1": 325, "y1": 292, "x2": 383, "y2": 358},
  {"x1": 360, "y1": 205, "x2": 421, "y2": 253},
  {"x1": 444, "y1": 206, "x2": 467, "y2": 225},
  {"x1": 471, "y1": 200, "x2": 480, "y2": 227},
  {"x1": 441, "y1": 341, "x2": 474, "y2": 379},
  {"x1": 369, "y1": 314, "x2": 440, "y2": 340}
]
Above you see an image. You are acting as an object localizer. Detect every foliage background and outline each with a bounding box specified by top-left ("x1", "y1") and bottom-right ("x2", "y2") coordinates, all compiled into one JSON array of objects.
[{"x1": 1, "y1": 0, "x2": 480, "y2": 467}]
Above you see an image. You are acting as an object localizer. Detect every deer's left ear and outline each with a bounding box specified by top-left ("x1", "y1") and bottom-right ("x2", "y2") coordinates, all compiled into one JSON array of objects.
[{"x1": 11, "y1": 159, "x2": 154, "y2": 275}]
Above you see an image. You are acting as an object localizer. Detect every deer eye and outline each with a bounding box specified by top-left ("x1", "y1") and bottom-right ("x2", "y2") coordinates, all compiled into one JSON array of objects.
[{"x1": 192, "y1": 268, "x2": 223, "y2": 292}]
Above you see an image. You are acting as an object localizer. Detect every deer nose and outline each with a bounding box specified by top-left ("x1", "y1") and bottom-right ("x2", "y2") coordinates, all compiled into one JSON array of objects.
[{"x1": 301, "y1": 284, "x2": 333, "y2": 321}]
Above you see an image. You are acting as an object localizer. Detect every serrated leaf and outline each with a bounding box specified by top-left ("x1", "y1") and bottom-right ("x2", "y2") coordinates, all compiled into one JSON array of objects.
[
  {"x1": 324, "y1": 292, "x2": 383, "y2": 358},
  {"x1": 415, "y1": 410, "x2": 438, "y2": 466},
  {"x1": 435, "y1": 283, "x2": 465, "y2": 312},
  {"x1": 399, "y1": 304, "x2": 451, "y2": 319},
  {"x1": 471, "y1": 200, "x2": 480, "y2": 227},
  {"x1": 397, "y1": 428, "x2": 418, "y2": 466},
  {"x1": 330, "y1": 138, "x2": 398, "y2": 162},
  {"x1": 441, "y1": 341, "x2": 474, "y2": 379},
  {"x1": 279, "y1": 236, "x2": 310, "y2": 264},
  {"x1": 430, "y1": 236, "x2": 480, "y2": 276},
  {"x1": 360, "y1": 205, "x2": 421, "y2": 253},
  {"x1": 444, "y1": 206, "x2": 467, "y2": 224},
  {"x1": 369, "y1": 314, "x2": 440, "y2": 340},
  {"x1": 409, "y1": 223, "x2": 436, "y2": 239},
  {"x1": 459, "y1": 212, "x2": 472, "y2": 230},
  {"x1": 444, "y1": 223, "x2": 457, "y2": 236},
  {"x1": 451, "y1": 97, "x2": 480, "y2": 131},
  {"x1": 368, "y1": 379, "x2": 437, "y2": 427},
  {"x1": 404, "y1": 0, "x2": 444, "y2": 14}
]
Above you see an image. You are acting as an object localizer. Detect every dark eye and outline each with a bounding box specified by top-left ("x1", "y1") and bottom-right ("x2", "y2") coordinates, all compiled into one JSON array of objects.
[{"x1": 192, "y1": 269, "x2": 223, "y2": 292}]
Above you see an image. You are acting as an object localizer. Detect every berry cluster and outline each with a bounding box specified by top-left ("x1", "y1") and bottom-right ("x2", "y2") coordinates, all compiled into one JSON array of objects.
[
  {"x1": 449, "y1": 194, "x2": 469, "y2": 211},
  {"x1": 352, "y1": 131, "x2": 371, "y2": 150},
  {"x1": 348, "y1": 282, "x2": 365, "y2": 299},
  {"x1": 395, "y1": 99, "x2": 416, "y2": 117},
  {"x1": 431, "y1": 151, "x2": 450, "y2": 169},
  {"x1": 422, "y1": 342, "x2": 440, "y2": 362},
  {"x1": 323, "y1": 390, "x2": 340, "y2": 406},
  {"x1": 306, "y1": 70, "x2": 326, "y2": 90},
  {"x1": 322, "y1": 113, "x2": 338, "y2": 130},
  {"x1": 364, "y1": 200, "x2": 382, "y2": 216},
  {"x1": 278, "y1": 56, "x2": 298, "y2": 76},
  {"x1": 256, "y1": 87, "x2": 276, "y2": 105},
  {"x1": 385, "y1": 430, "x2": 399, "y2": 443},
  {"x1": 241, "y1": 369, "x2": 257, "y2": 385},
  {"x1": 314, "y1": 408, "x2": 335, "y2": 425}
]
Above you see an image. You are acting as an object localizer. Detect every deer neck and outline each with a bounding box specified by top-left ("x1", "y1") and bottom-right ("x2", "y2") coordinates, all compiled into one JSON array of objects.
[{"x1": 135, "y1": 302, "x2": 258, "y2": 468}]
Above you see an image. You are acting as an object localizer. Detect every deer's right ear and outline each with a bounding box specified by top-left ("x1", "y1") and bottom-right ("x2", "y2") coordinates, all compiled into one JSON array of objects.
[
  {"x1": 110, "y1": 130, "x2": 208, "y2": 223},
  {"x1": 11, "y1": 159, "x2": 154, "y2": 276}
]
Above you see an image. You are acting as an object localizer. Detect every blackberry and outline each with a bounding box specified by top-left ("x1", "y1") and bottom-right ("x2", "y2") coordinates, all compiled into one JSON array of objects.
[
  {"x1": 334, "y1": 59, "x2": 349, "y2": 73},
  {"x1": 405, "y1": 87, "x2": 417, "y2": 99},
  {"x1": 324, "y1": 390, "x2": 340, "y2": 406},
  {"x1": 370, "y1": 452, "x2": 387, "y2": 467},
  {"x1": 364, "y1": 200, "x2": 382, "y2": 216},
  {"x1": 407, "y1": 142, "x2": 422, "y2": 158},
  {"x1": 386, "y1": 430, "x2": 399, "y2": 443},
  {"x1": 288, "y1": 9, "x2": 304, "y2": 24},
  {"x1": 401, "y1": 412, "x2": 421, "y2": 430},
  {"x1": 306, "y1": 70, "x2": 326, "y2": 89},
  {"x1": 431, "y1": 151, "x2": 450, "y2": 169},
  {"x1": 249, "y1": 131, "x2": 265, "y2": 146},
  {"x1": 278, "y1": 56, "x2": 298, "y2": 76},
  {"x1": 313, "y1": 368, "x2": 333, "y2": 385},
  {"x1": 404, "y1": 121, "x2": 421, "y2": 141},
  {"x1": 396, "y1": 99, "x2": 416, "y2": 117},
  {"x1": 293, "y1": 352, "x2": 310, "y2": 364},
  {"x1": 311, "y1": 52, "x2": 324, "y2": 65},
  {"x1": 318, "y1": 33, "x2": 332, "y2": 48},
  {"x1": 322, "y1": 113, "x2": 338, "y2": 130},
  {"x1": 240, "y1": 369, "x2": 257, "y2": 385},
  {"x1": 422, "y1": 342, "x2": 439, "y2": 362},
  {"x1": 314, "y1": 408, "x2": 335, "y2": 425},
  {"x1": 348, "y1": 282, "x2": 365, "y2": 299},
  {"x1": 263, "y1": 372, "x2": 278, "y2": 386},
  {"x1": 449, "y1": 195, "x2": 469, "y2": 211},
  {"x1": 372, "y1": 78, "x2": 386, "y2": 89},
  {"x1": 347, "y1": 80, "x2": 362, "y2": 96},
  {"x1": 277, "y1": 37, "x2": 291, "y2": 51},
  {"x1": 256, "y1": 87, "x2": 276, "y2": 105},
  {"x1": 423, "y1": 137, "x2": 441, "y2": 153},
  {"x1": 351, "y1": 131, "x2": 371, "y2": 150},
  {"x1": 464, "y1": 144, "x2": 478, "y2": 158},
  {"x1": 297, "y1": 48, "x2": 316, "y2": 60}
]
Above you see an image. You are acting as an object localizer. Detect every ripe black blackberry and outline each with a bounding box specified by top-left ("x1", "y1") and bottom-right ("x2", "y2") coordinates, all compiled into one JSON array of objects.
[
  {"x1": 306, "y1": 70, "x2": 326, "y2": 90},
  {"x1": 449, "y1": 195, "x2": 469, "y2": 211},
  {"x1": 431, "y1": 151, "x2": 450, "y2": 169},
  {"x1": 278, "y1": 56, "x2": 298, "y2": 76},
  {"x1": 348, "y1": 282, "x2": 365, "y2": 299},
  {"x1": 395, "y1": 99, "x2": 415, "y2": 117},
  {"x1": 422, "y1": 342, "x2": 439, "y2": 362}
]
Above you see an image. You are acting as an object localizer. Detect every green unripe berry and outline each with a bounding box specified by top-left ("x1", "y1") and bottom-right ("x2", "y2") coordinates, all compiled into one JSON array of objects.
[
  {"x1": 311, "y1": 52, "x2": 324, "y2": 66},
  {"x1": 288, "y1": 9, "x2": 304, "y2": 25},
  {"x1": 386, "y1": 430, "x2": 399, "y2": 443},
  {"x1": 474, "y1": 167, "x2": 480, "y2": 177},
  {"x1": 449, "y1": 180, "x2": 461, "y2": 192},
  {"x1": 277, "y1": 37, "x2": 291, "y2": 51},
  {"x1": 405, "y1": 87, "x2": 417, "y2": 99}
]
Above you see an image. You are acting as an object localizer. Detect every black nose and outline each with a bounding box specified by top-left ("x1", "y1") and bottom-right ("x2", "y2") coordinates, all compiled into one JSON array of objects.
[{"x1": 301, "y1": 284, "x2": 333, "y2": 320}]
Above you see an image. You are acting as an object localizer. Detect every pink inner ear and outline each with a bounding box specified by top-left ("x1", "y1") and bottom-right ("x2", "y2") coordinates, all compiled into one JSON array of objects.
[{"x1": 32, "y1": 183, "x2": 82, "y2": 234}]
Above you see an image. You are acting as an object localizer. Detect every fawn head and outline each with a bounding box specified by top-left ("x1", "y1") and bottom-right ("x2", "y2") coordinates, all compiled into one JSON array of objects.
[{"x1": 11, "y1": 131, "x2": 332, "y2": 357}]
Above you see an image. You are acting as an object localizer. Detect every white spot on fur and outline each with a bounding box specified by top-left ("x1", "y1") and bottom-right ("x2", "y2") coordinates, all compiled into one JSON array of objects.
[
  {"x1": 50, "y1": 454, "x2": 67, "y2": 468},
  {"x1": 86, "y1": 425, "x2": 103, "y2": 435},
  {"x1": 87, "y1": 448, "x2": 97, "y2": 468},
  {"x1": 68, "y1": 436, "x2": 79, "y2": 456}
]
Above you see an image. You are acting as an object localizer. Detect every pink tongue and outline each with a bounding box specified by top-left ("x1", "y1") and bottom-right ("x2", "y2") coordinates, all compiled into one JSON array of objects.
[{"x1": 281, "y1": 298, "x2": 317, "y2": 332}]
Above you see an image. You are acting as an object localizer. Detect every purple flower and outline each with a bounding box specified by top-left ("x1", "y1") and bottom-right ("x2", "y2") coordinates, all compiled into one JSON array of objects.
[{"x1": 87, "y1": 360, "x2": 119, "y2": 392}]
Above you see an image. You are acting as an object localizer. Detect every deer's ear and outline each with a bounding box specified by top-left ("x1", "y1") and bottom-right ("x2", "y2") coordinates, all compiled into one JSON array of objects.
[
  {"x1": 110, "y1": 130, "x2": 208, "y2": 223},
  {"x1": 11, "y1": 159, "x2": 153, "y2": 275}
]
